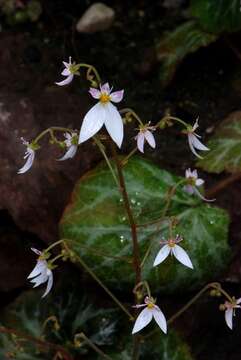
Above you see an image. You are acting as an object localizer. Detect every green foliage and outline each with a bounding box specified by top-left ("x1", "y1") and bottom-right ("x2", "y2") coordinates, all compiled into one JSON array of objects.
[
  {"x1": 197, "y1": 111, "x2": 241, "y2": 173},
  {"x1": 156, "y1": 21, "x2": 217, "y2": 85},
  {"x1": 0, "y1": 287, "x2": 118, "y2": 359},
  {"x1": 0, "y1": 0, "x2": 42, "y2": 25},
  {"x1": 190, "y1": 0, "x2": 241, "y2": 33},
  {"x1": 60, "y1": 156, "x2": 230, "y2": 293}
]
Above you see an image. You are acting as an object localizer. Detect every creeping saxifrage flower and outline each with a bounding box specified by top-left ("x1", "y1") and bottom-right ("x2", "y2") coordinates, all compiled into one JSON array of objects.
[
  {"x1": 184, "y1": 168, "x2": 215, "y2": 202},
  {"x1": 153, "y1": 235, "x2": 193, "y2": 269},
  {"x1": 135, "y1": 123, "x2": 156, "y2": 153},
  {"x1": 78, "y1": 83, "x2": 124, "y2": 148},
  {"x1": 184, "y1": 119, "x2": 209, "y2": 158},
  {"x1": 132, "y1": 296, "x2": 167, "y2": 334},
  {"x1": 55, "y1": 57, "x2": 80, "y2": 86},
  {"x1": 58, "y1": 132, "x2": 78, "y2": 161},
  {"x1": 221, "y1": 297, "x2": 241, "y2": 330},
  {"x1": 18, "y1": 138, "x2": 38, "y2": 174},
  {"x1": 27, "y1": 248, "x2": 53, "y2": 298}
]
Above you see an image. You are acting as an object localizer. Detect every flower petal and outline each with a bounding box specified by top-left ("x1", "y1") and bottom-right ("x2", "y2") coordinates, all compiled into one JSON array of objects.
[
  {"x1": 225, "y1": 308, "x2": 233, "y2": 330},
  {"x1": 27, "y1": 261, "x2": 46, "y2": 279},
  {"x1": 55, "y1": 74, "x2": 74, "y2": 86},
  {"x1": 188, "y1": 134, "x2": 203, "y2": 159},
  {"x1": 89, "y1": 87, "x2": 101, "y2": 99},
  {"x1": 61, "y1": 68, "x2": 71, "y2": 76},
  {"x1": 192, "y1": 135, "x2": 209, "y2": 151},
  {"x1": 236, "y1": 298, "x2": 241, "y2": 305},
  {"x1": 18, "y1": 150, "x2": 35, "y2": 174},
  {"x1": 132, "y1": 307, "x2": 153, "y2": 334},
  {"x1": 78, "y1": 103, "x2": 105, "y2": 144},
  {"x1": 137, "y1": 132, "x2": 145, "y2": 153},
  {"x1": 57, "y1": 145, "x2": 77, "y2": 161},
  {"x1": 42, "y1": 270, "x2": 53, "y2": 298},
  {"x1": 110, "y1": 90, "x2": 124, "y2": 103},
  {"x1": 31, "y1": 272, "x2": 48, "y2": 287},
  {"x1": 104, "y1": 102, "x2": 124, "y2": 148},
  {"x1": 144, "y1": 130, "x2": 156, "y2": 149},
  {"x1": 152, "y1": 308, "x2": 167, "y2": 334},
  {"x1": 196, "y1": 178, "x2": 204, "y2": 186},
  {"x1": 100, "y1": 83, "x2": 111, "y2": 94},
  {"x1": 172, "y1": 244, "x2": 193, "y2": 269},
  {"x1": 193, "y1": 188, "x2": 215, "y2": 202},
  {"x1": 153, "y1": 245, "x2": 171, "y2": 267},
  {"x1": 183, "y1": 185, "x2": 195, "y2": 195},
  {"x1": 31, "y1": 248, "x2": 42, "y2": 256}
]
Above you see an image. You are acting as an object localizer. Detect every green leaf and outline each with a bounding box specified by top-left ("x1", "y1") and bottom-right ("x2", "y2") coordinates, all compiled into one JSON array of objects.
[
  {"x1": 60, "y1": 156, "x2": 230, "y2": 293},
  {"x1": 107, "y1": 330, "x2": 193, "y2": 360},
  {"x1": 156, "y1": 21, "x2": 217, "y2": 86},
  {"x1": 190, "y1": 0, "x2": 241, "y2": 33},
  {"x1": 197, "y1": 111, "x2": 241, "y2": 174}
]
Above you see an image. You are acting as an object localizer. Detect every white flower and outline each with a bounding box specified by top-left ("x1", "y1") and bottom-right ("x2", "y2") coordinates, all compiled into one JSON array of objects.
[
  {"x1": 132, "y1": 296, "x2": 167, "y2": 334},
  {"x1": 135, "y1": 123, "x2": 156, "y2": 153},
  {"x1": 55, "y1": 57, "x2": 78, "y2": 86},
  {"x1": 186, "y1": 119, "x2": 209, "y2": 158},
  {"x1": 78, "y1": 83, "x2": 124, "y2": 148},
  {"x1": 153, "y1": 235, "x2": 193, "y2": 269},
  {"x1": 18, "y1": 137, "x2": 36, "y2": 174},
  {"x1": 57, "y1": 132, "x2": 78, "y2": 161},
  {"x1": 184, "y1": 168, "x2": 215, "y2": 202},
  {"x1": 27, "y1": 248, "x2": 53, "y2": 298},
  {"x1": 223, "y1": 298, "x2": 241, "y2": 330}
]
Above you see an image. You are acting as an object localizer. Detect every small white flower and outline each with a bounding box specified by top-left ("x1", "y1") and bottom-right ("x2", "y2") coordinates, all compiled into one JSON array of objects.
[
  {"x1": 184, "y1": 168, "x2": 215, "y2": 202},
  {"x1": 57, "y1": 132, "x2": 78, "y2": 161},
  {"x1": 223, "y1": 297, "x2": 241, "y2": 330},
  {"x1": 27, "y1": 248, "x2": 53, "y2": 298},
  {"x1": 132, "y1": 296, "x2": 167, "y2": 334},
  {"x1": 18, "y1": 138, "x2": 36, "y2": 174},
  {"x1": 55, "y1": 57, "x2": 78, "y2": 86},
  {"x1": 153, "y1": 235, "x2": 193, "y2": 269},
  {"x1": 78, "y1": 83, "x2": 124, "y2": 148},
  {"x1": 185, "y1": 119, "x2": 209, "y2": 158},
  {"x1": 135, "y1": 123, "x2": 156, "y2": 153}
]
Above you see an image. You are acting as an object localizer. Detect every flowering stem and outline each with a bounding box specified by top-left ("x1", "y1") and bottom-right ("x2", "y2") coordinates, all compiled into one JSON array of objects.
[
  {"x1": 74, "y1": 253, "x2": 133, "y2": 320},
  {"x1": 205, "y1": 172, "x2": 241, "y2": 199},
  {"x1": 93, "y1": 136, "x2": 119, "y2": 187},
  {"x1": 133, "y1": 281, "x2": 151, "y2": 298},
  {"x1": 33, "y1": 127, "x2": 74, "y2": 145},
  {"x1": 49, "y1": 253, "x2": 64, "y2": 265},
  {"x1": 78, "y1": 63, "x2": 101, "y2": 85},
  {"x1": 111, "y1": 142, "x2": 142, "y2": 292},
  {"x1": 119, "y1": 108, "x2": 144, "y2": 126},
  {"x1": 74, "y1": 332, "x2": 112, "y2": 360},
  {"x1": 121, "y1": 147, "x2": 138, "y2": 166},
  {"x1": 0, "y1": 326, "x2": 73, "y2": 360},
  {"x1": 43, "y1": 239, "x2": 66, "y2": 255},
  {"x1": 158, "y1": 115, "x2": 189, "y2": 129}
]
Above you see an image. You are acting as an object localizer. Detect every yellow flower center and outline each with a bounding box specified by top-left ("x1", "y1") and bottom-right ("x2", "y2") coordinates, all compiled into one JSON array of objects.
[
  {"x1": 168, "y1": 239, "x2": 176, "y2": 248},
  {"x1": 100, "y1": 93, "x2": 111, "y2": 104},
  {"x1": 147, "y1": 302, "x2": 155, "y2": 309}
]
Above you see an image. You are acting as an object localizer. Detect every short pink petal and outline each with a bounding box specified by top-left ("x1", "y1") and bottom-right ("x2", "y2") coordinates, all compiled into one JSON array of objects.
[
  {"x1": 89, "y1": 87, "x2": 101, "y2": 99},
  {"x1": 110, "y1": 90, "x2": 124, "y2": 103},
  {"x1": 100, "y1": 83, "x2": 110, "y2": 94}
]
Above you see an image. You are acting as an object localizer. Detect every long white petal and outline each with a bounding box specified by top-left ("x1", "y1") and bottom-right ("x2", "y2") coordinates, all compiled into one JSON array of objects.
[
  {"x1": 188, "y1": 134, "x2": 202, "y2": 159},
  {"x1": 104, "y1": 102, "x2": 124, "y2": 148},
  {"x1": 152, "y1": 308, "x2": 167, "y2": 334},
  {"x1": 57, "y1": 145, "x2": 77, "y2": 161},
  {"x1": 172, "y1": 244, "x2": 193, "y2": 269},
  {"x1": 27, "y1": 261, "x2": 46, "y2": 279},
  {"x1": 42, "y1": 270, "x2": 53, "y2": 298},
  {"x1": 31, "y1": 272, "x2": 48, "y2": 287},
  {"x1": 18, "y1": 151, "x2": 35, "y2": 174},
  {"x1": 55, "y1": 74, "x2": 74, "y2": 86},
  {"x1": 225, "y1": 308, "x2": 233, "y2": 330},
  {"x1": 132, "y1": 307, "x2": 153, "y2": 334},
  {"x1": 137, "y1": 133, "x2": 145, "y2": 153},
  {"x1": 194, "y1": 188, "x2": 215, "y2": 202},
  {"x1": 78, "y1": 103, "x2": 105, "y2": 144},
  {"x1": 144, "y1": 130, "x2": 156, "y2": 149},
  {"x1": 192, "y1": 134, "x2": 209, "y2": 151},
  {"x1": 153, "y1": 245, "x2": 171, "y2": 267},
  {"x1": 61, "y1": 68, "x2": 71, "y2": 76}
]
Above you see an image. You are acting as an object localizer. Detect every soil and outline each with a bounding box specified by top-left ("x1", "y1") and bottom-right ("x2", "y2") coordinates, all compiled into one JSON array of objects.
[{"x1": 0, "y1": 1, "x2": 241, "y2": 359}]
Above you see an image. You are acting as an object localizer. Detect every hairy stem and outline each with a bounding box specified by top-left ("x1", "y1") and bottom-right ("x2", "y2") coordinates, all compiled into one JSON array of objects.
[{"x1": 75, "y1": 332, "x2": 112, "y2": 359}]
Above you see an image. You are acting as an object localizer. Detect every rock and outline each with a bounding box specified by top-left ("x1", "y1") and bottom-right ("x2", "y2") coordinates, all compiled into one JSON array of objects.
[{"x1": 76, "y1": 3, "x2": 115, "y2": 33}]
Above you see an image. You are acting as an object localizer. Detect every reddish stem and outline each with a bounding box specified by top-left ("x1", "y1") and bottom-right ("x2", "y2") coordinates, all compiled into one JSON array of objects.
[{"x1": 205, "y1": 172, "x2": 241, "y2": 198}]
